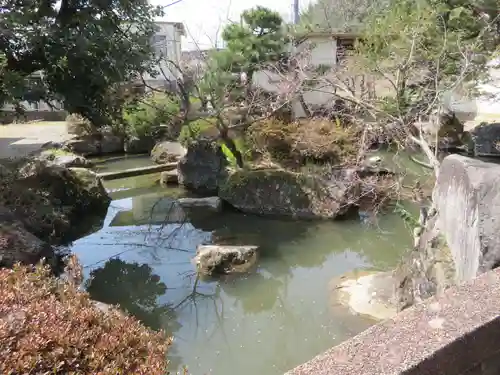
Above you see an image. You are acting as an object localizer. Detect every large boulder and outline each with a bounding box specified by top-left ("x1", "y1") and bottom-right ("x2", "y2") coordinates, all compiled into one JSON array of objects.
[
  {"x1": 64, "y1": 136, "x2": 100, "y2": 156},
  {"x1": 177, "y1": 140, "x2": 228, "y2": 195},
  {"x1": 151, "y1": 141, "x2": 187, "y2": 164},
  {"x1": 100, "y1": 134, "x2": 124, "y2": 154},
  {"x1": 193, "y1": 245, "x2": 258, "y2": 276},
  {"x1": 63, "y1": 134, "x2": 124, "y2": 156},
  {"x1": 0, "y1": 219, "x2": 56, "y2": 269},
  {"x1": 395, "y1": 154, "x2": 500, "y2": 311},
  {"x1": 418, "y1": 109, "x2": 465, "y2": 149},
  {"x1": 218, "y1": 169, "x2": 356, "y2": 219},
  {"x1": 0, "y1": 159, "x2": 110, "y2": 244},
  {"x1": 468, "y1": 122, "x2": 500, "y2": 156},
  {"x1": 124, "y1": 135, "x2": 155, "y2": 154}
]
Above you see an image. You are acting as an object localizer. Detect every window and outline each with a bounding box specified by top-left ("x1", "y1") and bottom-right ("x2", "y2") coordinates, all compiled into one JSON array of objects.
[
  {"x1": 151, "y1": 34, "x2": 167, "y2": 57},
  {"x1": 336, "y1": 38, "x2": 355, "y2": 63}
]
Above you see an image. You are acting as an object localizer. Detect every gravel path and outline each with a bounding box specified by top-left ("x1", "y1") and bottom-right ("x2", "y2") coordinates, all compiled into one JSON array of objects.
[{"x1": 0, "y1": 122, "x2": 72, "y2": 159}]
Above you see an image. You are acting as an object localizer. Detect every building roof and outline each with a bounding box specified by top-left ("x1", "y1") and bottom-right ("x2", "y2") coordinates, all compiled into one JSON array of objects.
[{"x1": 295, "y1": 31, "x2": 360, "y2": 40}]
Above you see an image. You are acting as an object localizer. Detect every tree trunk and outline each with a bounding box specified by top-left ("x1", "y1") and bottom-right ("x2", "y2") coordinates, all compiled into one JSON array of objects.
[{"x1": 298, "y1": 93, "x2": 312, "y2": 118}]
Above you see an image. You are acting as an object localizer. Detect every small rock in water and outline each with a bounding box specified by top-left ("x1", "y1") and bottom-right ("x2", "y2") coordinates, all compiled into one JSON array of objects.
[
  {"x1": 177, "y1": 196, "x2": 222, "y2": 212},
  {"x1": 193, "y1": 244, "x2": 259, "y2": 276},
  {"x1": 160, "y1": 170, "x2": 178, "y2": 186}
]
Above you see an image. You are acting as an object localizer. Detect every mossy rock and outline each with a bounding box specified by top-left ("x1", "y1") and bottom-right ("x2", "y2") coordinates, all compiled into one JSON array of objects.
[
  {"x1": 394, "y1": 212, "x2": 456, "y2": 312},
  {"x1": 0, "y1": 159, "x2": 110, "y2": 244},
  {"x1": 218, "y1": 168, "x2": 354, "y2": 219}
]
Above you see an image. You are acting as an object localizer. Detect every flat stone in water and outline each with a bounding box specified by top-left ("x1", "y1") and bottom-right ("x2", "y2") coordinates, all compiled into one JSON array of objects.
[{"x1": 329, "y1": 269, "x2": 397, "y2": 321}]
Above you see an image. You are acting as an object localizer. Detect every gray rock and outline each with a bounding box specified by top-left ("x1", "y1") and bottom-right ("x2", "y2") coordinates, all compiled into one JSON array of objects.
[
  {"x1": 193, "y1": 245, "x2": 258, "y2": 276},
  {"x1": 0, "y1": 218, "x2": 55, "y2": 268},
  {"x1": 64, "y1": 137, "x2": 100, "y2": 156},
  {"x1": 218, "y1": 169, "x2": 355, "y2": 219},
  {"x1": 151, "y1": 141, "x2": 187, "y2": 164},
  {"x1": 37, "y1": 150, "x2": 93, "y2": 168},
  {"x1": 433, "y1": 155, "x2": 500, "y2": 278},
  {"x1": 177, "y1": 140, "x2": 228, "y2": 195},
  {"x1": 177, "y1": 197, "x2": 222, "y2": 212},
  {"x1": 63, "y1": 134, "x2": 123, "y2": 156},
  {"x1": 395, "y1": 154, "x2": 500, "y2": 311},
  {"x1": 124, "y1": 135, "x2": 155, "y2": 154},
  {"x1": 100, "y1": 134, "x2": 124, "y2": 154},
  {"x1": 469, "y1": 122, "x2": 500, "y2": 156},
  {"x1": 160, "y1": 170, "x2": 178, "y2": 186}
]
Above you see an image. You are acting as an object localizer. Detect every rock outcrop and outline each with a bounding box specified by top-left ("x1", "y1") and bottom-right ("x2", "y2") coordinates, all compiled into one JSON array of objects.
[
  {"x1": 193, "y1": 245, "x2": 258, "y2": 276},
  {"x1": 177, "y1": 140, "x2": 228, "y2": 195},
  {"x1": 395, "y1": 154, "x2": 500, "y2": 310},
  {"x1": 218, "y1": 168, "x2": 356, "y2": 219}
]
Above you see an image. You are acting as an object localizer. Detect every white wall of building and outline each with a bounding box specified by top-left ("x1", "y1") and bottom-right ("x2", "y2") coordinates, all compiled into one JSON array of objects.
[
  {"x1": 253, "y1": 35, "x2": 343, "y2": 118},
  {"x1": 142, "y1": 22, "x2": 185, "y2": 90}
]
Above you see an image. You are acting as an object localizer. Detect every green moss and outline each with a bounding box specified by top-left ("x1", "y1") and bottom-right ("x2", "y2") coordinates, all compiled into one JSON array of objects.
[
  {"x1": 178, "y1": 117, "x2": 218, "y2": 146},
  {"x1": 44, "y1": 148, "x2": 74, "y2": 157}
]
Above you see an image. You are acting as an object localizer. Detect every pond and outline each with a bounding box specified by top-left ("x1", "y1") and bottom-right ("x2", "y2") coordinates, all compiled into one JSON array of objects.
[{"x1": 70, "y1": 155, "x2": 418, "y2": 375}]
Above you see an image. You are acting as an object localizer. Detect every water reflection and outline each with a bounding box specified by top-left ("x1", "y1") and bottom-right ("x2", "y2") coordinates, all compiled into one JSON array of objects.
[{"x1": 71, "y1": 187, "x2": 412, "y2": 375}]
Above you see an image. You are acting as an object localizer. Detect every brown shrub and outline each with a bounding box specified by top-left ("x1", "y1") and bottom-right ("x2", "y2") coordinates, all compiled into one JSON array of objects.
[
  {"x1": 248, "y1": 118, "x2": 360, "y2": 167},
  {"x1": 0, "y1": 263, "x2": 171, "y2": 375}
]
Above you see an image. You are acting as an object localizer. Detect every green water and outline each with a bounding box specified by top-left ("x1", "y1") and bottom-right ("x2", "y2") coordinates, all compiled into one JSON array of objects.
[{"x1": 69, "y1": 153, "x2": 418, "y2": 375}]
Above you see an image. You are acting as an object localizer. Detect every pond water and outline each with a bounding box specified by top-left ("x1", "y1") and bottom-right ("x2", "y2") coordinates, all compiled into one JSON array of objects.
[{"x1": 70, "y1": 154, "x2": 419, "y2": 375}]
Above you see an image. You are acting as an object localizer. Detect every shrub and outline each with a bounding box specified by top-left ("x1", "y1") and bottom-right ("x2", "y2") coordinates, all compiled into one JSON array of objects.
[
  {"x1": 123, "y1": 93, "x2": 181, "y2": 137},
  {"x1": 66, "y1": 113, "x2": 97, "y2": 136},
  {"x1": 248, "y1": 118, "x2": 360, "y2": 166},
  {"x1": 0, "y1": 263, "x2": 171, "y2": 375},
  {"x1": 178, "y1": 117, "x2": 218, "y2": 146}
]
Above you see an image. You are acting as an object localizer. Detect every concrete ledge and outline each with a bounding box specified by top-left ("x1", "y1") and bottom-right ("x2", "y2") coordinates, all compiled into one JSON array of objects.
[
  {"x1": 97, "y1": 163, "x2": 177, "y2": 181},
  {"x1": 286, "y1": 268, "x2": 500, "y2": 375}
]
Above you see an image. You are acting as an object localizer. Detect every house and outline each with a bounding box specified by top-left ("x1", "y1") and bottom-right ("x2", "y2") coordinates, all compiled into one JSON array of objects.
[
  {"x1": 141, "y1": 21, "x2": 186, "y2": 91},
  {"x1": 252, "y1": 32, "x2": 360, "y2": 118}
]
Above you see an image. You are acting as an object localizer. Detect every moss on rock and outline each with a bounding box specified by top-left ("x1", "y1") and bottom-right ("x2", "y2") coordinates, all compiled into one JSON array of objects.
[
  {"x1": 0, "y1": 159, "x2": 110, "y2": 244},
  {"x1": 219, "y1": 168, "x2": 354, "y2": 219}
]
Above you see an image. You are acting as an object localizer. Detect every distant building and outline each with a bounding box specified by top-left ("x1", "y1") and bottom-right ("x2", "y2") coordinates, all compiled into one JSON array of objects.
[
  {"x1": 253, "y1": 32, "x2": 359, "y2": 118},
  {"x1": 142, "y1": 21, "x2": 186, "y2": 91}
]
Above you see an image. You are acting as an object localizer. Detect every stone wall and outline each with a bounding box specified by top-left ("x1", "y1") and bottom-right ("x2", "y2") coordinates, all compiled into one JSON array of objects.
[
  {"x1": 285, "y1": 267, "x2": 500, "y2": 375},
  {"x1": 395, "y1": 154, "x2": 500, "y2": 310},
  {"x1": 1, "y1": 110, "x2": 67, "y2": 124}
]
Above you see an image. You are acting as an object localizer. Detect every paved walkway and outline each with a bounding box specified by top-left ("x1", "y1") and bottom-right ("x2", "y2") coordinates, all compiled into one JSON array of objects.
[{"x1": 0, "y1": 122, "x2": 72, "y2": 159}]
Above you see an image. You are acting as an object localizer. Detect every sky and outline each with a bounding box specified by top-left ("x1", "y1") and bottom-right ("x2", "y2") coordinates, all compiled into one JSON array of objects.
[{"x1": 153, "y1": 0, "x2": 316, "y2": 51}]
